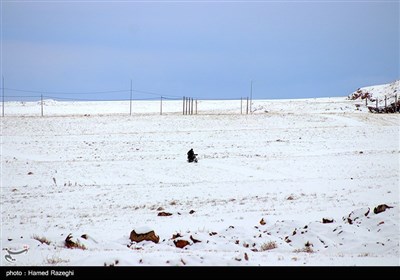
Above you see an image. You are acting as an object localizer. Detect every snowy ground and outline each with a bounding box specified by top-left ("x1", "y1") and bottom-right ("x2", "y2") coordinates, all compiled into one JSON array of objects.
[{"x1": 1, "y1": 97, "x2": 399, "y2": 266}]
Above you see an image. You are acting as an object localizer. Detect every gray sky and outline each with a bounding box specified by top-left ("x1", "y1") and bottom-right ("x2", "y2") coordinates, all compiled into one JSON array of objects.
[{"x1": 2, "y1": 0, "x2": 399, "y2": 101}]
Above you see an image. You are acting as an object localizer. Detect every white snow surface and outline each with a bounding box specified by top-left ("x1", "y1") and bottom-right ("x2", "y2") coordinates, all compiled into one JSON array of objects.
[{"x1": 1, "y1": 96, "x2": 399, "y2": 266}]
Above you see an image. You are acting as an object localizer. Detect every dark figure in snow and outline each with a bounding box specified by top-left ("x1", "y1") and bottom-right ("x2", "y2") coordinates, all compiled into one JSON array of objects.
[{"x1": 187, "y1": 148, "x2": 198, "y2": 163}]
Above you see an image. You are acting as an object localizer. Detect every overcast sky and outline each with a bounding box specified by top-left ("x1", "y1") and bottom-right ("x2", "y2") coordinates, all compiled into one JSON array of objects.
[{"x1": 2, "y1": 0, "x2": 399, "y2": 101}]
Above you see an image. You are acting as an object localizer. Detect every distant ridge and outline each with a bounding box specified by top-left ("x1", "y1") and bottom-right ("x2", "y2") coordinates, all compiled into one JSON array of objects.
[{"x1": 348, "y1": 80, "x2": 399, "y2": 102}]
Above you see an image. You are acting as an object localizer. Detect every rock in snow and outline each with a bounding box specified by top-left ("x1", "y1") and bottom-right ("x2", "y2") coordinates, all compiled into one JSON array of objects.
[{"x1": 130, "y1": 227, "x2": 160, "y2": 244}]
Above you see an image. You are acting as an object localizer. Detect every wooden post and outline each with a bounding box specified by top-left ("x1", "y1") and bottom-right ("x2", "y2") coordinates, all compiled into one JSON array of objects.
[
  {"x1": 160, "y1": 96, "x2": 163, "y2": 115},
  {"x1": 246, "y1": 97, "x2": 249, "y2": 115},
  {"x1": 191, "y1": 98, "x2": 194, "y2": 115},
  {"x1": 365, "y1": 97, "x2": 368, "y2": 106},
  {"x1": 250, "y1": 80, "x2": 253, "y2": 114},
  {"x1": 376, "y1": 99, "x2": 378, "y2": 109},
  {"x1": 130, "y1": 80, "x2": 133, "y2": 116},
  {"x1": 185, "y1": 97, "x2": 188, "y2": 115},
  {"x1": 41, "y1": 94, "x2": 43, "y2": 117},
  {"x1": 183, "y1": 96, "x2": 185, "y2": 115},
  {"x1": 384, "y1": 95, "x2": 387, "y2": 112},
  {"x1": 240, "y1": 97, "x2": 243, "y2": 114},
  {"x1": 385, "y1": 95, "x2": 387, "y2": 111},
  {"x1": 395, "y1": 94, "x2": 398, "y2": 113},
  {"x1": 2, "y1": 76, "x2": 4, "y2": 117},
  {"x1": 195, "y1": 99, "x2": 198, "y2": 115}
]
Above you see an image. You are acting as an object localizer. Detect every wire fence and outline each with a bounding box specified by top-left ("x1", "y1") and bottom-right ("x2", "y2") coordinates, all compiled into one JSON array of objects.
[
  {"x1": 0, "y1": 86, "x2": 254, "y2": 117},
  {"x1": 1, "y1": 85, "x2": 399, "y2": 117}
]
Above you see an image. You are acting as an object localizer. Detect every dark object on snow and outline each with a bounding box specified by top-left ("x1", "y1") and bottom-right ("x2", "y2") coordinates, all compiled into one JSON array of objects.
[
  {"x1": 65, "y1": 234, "x2": 86, "y2": 249},
  {"x1": 322, "y1": 218, "x2": 334, "y2": 224},
  {"x1": 174, "y1": 239, "x2": 190, "y2": 248},
  {"x1": 374, "y1": 204, "x2": 393, "y2": 214},
  {"x1": 157, "y1": 211, "x2": 172, "y2": 216},
  {"x1": 190, "y1": 235, "x2": 201, "y2": 243},
  {"x1": 187, "y1": 148, "x2": 198, "y2": 163},
  {"x1": 129, "y1": 229, "x2": 159, "y2": 243}
]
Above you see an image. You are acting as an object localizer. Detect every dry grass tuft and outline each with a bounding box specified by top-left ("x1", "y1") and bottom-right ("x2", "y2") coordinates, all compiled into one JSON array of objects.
[
  {"x1": 32, "y1": 235, "x2": 51, "y2": 245},
  {"x1": 260, "y1": 241, "x2": 278, "y2": 251},
  {"x1": 293, "y1": 246, "x2": 314, "y2": 253},
  {"x1": 65, "y1": 234, "x2": 86, "y2": 250},
  {"x1": 46, "y1": 256, "x2": 69, "y2": 265}
]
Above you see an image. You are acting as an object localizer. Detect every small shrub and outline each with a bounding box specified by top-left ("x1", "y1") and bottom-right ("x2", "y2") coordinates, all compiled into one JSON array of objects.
[
  {"x1": 293, "y1": 246, "x2": 314, "y2": 253},
  {"x1": 260, "y1": 241, "x2": 278, "y2": 251},
  {"x1": 358, "y1": 253, "x2": 370, "y2": 257},
  {"x1": 65, "y1": 234, "x2": 86, "y2": 250},
  {"x1": 46, "y1": 256, "x2": 69, "y2": 265},
  {"x1": 32, "y1": 235, "x2": 51, "y2": 245}
]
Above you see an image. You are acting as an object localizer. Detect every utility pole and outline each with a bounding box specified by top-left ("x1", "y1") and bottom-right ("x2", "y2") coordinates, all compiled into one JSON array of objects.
[{"x1": 130, "y1": 79, "x2": 133, "y2": 116}]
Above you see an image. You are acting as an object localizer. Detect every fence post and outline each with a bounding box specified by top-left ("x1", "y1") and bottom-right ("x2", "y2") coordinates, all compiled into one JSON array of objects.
[
  {"x1": 195, "y1": 99, "x2": 198, "y2": 115},
  {"x1": 160, "y1": 96, "x2": 163, "y2": 115},
  {"x1": 130, "y1": 80, "x2": 133, "y2": 116},
  {"x1": 246, "y1": 97, "x2": 249, "y2": 114},
  {"x1": 2, "y1": 76, "x2": 4, "y2": 117},
  {"x1": 182, "y1": 96, "x2": 185, "y2": 115},
  {"x1": 365, "y1": 97, "x2": 368, "y2": 106},
  {"x1": 395, "y1": 94, "x2": 398, "y2": 113},
  {"x1": 41, "y1": 94, "x2": 44, "y2": 117},
  {"x1": 186, "y1": 97, "x2": 189, "y2": 115},
  {"x1": 250, "y1": 80, "x2": 253, "y2": 114},
  {"x1": 190, "y1": 98, "x2": 193, "y2": 115},
  {"x1": 240, "y1": 97, "x2": 243, "y2": 115},
  {"x1": 376, "y1": 99, "x2": 378, "y2": 110},
  {"x1": 384, "y1": 95, "x2": 387, "y2": 112}
]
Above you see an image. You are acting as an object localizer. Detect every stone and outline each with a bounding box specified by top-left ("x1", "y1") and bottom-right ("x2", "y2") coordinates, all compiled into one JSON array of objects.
[
  {"x1": 174, "y1": 239, "x2": 190, "y2": 248},
  {"x1": 190, "y1": 235, "x2": 201, "y2": 243},
  {"x1": 130, "y1": 229, "x2": 159, "y2": 244},
  {"x1": 374, "y1": 204, "x2": 393, "y2": 214},
  {"x1": 157, "y1": 212, "x2": 172, "y2": 216},
  {"x1": 322, "y1": 218, "x2": 334, "y2": 224}
]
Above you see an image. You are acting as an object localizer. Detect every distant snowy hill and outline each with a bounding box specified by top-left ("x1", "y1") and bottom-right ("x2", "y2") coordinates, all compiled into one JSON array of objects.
[{"x1": 348, "y1": 80, "x2": 399, "y2": 102}]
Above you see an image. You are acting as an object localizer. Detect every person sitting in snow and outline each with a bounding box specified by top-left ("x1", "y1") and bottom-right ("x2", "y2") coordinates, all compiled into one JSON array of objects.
[{"x1": 187, "y1": 148, "x2": 198, "y2": 163}]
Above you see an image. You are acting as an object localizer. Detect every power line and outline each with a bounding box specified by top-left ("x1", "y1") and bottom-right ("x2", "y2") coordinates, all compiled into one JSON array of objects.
[
  {"x1": 4, "y1": 88, "x2": 129, "y2": 95},
  {"x1": 4, "y1": 95, "x2": 41, "y2": 98},
  {"x1": 3, "y1": 87, "x2": 185, "y2": 99},
  {"x1": 133, "y1": 89, "x2": 182, "y2": 99}
]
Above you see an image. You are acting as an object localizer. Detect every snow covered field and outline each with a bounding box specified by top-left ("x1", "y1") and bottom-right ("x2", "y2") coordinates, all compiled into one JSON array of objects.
[{"x1": 1, "y1": 96, "x2": 399, "y2": 266}]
